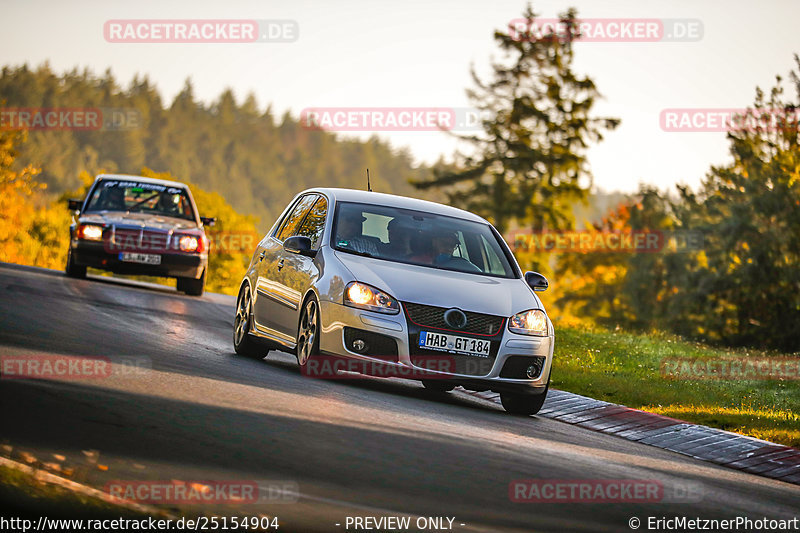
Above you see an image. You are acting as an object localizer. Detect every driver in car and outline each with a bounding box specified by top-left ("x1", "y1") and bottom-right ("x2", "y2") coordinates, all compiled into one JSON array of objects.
[
  {"x1": 410, "y1": 231, "x2": 459, "y2": 264},
  {"x1": 156, "y1": 192, "x2": 181, "y2": 216},
  {"x1": 100, "y1": 187, "x2": 125, "y2": 211},
  {"x1": 382, "y1": 218, "x2": 414, "y2": 259}
]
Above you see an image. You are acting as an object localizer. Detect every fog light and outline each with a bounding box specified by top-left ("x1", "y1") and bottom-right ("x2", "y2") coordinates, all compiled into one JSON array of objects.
[
  {"x1": 526, "y1": 362, "x2": 543, "y2": 379},
  {"x1": 351, "y1": 339, "x2": 367, "y2": 353}
]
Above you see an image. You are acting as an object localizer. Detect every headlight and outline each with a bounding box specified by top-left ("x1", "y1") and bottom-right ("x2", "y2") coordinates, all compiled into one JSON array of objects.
[
  {"x1": 344, "y1": 282, "x2": 399, "y2": 314},
  {"x1": 77, "y1": 224, "x2": 103, "y2": 241},
  {"x1": 508, "y1": 309, "x2": 549, "y2": 336},
  {"x1": 179, "y1": 236, "x2": 199, "y2": 252}
]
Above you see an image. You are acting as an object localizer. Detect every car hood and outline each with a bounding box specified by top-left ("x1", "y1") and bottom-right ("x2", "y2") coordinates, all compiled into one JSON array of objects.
[
  {"x1": 334, "y1": 251, "x2": 542, "y2": 317},
  {"x1": 79, "y1": 211, "x2": 200, "y2": 232}
]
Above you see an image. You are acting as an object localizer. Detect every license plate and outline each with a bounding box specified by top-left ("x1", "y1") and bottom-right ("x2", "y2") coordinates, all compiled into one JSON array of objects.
[
  {"x1": 119, "y1": 252, "x2": 161, "y2": 265},
  {"x1": 418, "y1": 331, "x2": 491, "y2": 357}
]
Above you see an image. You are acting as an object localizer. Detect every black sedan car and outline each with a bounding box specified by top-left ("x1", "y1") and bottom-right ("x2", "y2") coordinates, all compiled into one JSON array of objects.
[{"x1": 65, "y1": 174, "x2": 214, "y2": 296}]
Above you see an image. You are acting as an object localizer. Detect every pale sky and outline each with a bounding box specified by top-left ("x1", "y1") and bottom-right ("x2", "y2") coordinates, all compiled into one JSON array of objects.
[{"x1": 2, "y1": 0, "x2": 798, "y2": 193}]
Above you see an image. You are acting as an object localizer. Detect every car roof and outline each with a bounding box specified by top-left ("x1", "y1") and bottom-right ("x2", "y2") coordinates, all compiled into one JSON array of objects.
[
  {"x1": 94, "y1": 174, "x2": 189, "y2": 189},
  {"x1": 306, "y1": 188, "x2": 490, "y2": 224}
]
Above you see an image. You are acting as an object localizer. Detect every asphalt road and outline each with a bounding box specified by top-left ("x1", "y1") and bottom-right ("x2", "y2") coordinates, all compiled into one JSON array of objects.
[{"x1": 1, "y1": 263, "x2": 798, "y2": 532}]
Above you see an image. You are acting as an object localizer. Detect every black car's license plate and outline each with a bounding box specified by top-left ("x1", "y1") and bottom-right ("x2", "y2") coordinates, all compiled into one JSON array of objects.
[
  {"x1": 119, "y1": 252, "x2": 161, "y2": 265},
  {"x1": 419, "y1": 331, "x2": 490, "y2": 357}
]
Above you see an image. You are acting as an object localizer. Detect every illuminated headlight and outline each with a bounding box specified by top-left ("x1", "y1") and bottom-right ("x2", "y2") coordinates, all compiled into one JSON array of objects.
[
  {"x1": 344, "y1": 282, "x2": 399, "y2": 314},
  {"x1": 508, "y1": 309, "x2": 549, "y2": 336},
  {"x1": 179, "y1": 236, "x2": 199, "y2": 252},
  {"x1": 78, "y1": 224, "x2": 103, "y2": 241}
]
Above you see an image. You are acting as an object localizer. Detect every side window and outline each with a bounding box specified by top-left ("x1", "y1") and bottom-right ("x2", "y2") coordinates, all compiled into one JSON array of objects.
[
  {"x1": 296, "y1": 196, "x2": 328, "y2": 248},
  {"x1": 275, "y1": 195, "x2": 318, "y2": 242},
  {"x1": 479, "y1": 235, "x2": 506, "y2": 275}
]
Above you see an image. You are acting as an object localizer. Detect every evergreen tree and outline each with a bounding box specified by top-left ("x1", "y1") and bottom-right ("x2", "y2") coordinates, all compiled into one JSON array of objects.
[
  {"x1": 412, "y1": 4, "x2": 619, "y2": 233},
  {"x1": 667, "y1": 56, "x2": 800, "y2": 350}
]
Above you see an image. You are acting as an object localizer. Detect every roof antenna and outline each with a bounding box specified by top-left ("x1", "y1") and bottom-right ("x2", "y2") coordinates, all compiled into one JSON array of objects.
[{"x1": 366, "y1": 168, "x2": 372, "y2": 192}]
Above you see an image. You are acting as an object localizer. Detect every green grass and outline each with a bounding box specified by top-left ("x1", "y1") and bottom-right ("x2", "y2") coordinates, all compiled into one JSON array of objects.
[{"x1": 551, "y1": 326, "x2": 800, "y2": 447}]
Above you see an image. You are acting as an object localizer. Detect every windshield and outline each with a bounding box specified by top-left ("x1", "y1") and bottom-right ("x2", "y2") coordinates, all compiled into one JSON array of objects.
[
  {"x1": 84, "y1": 180, "x2": 196, "y2": 221},
  {"x1": 332, "y1": 201, "x2": 517, "y2": 278}
]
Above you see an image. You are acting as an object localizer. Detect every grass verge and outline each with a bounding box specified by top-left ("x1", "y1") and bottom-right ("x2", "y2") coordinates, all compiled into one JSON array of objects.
[{"x1": 551, "y1": 326, "x2": 800, "y2": 447}]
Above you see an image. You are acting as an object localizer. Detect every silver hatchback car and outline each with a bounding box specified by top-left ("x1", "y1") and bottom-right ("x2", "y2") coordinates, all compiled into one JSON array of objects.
[{"x1": 233, "y1": 188, "x2": 554, "y2": 415}]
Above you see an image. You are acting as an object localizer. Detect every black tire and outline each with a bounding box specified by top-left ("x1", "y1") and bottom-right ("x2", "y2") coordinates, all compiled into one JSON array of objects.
[
  {"x1": 179, "y1": 269, "x2": 206, "y2": 296},
  {"x1": 500, "y1": 386, "x2": 548, "y2": 416},
  {"x1": 296, "y1": 296, "x2": 320, "y2": 368},
  {"x1": 422, "y1": 380, "x2": 455, "y2": 392},
  {"x1": 233, "y1": 284, "x2": 266, "y2": 359},
  {"x1": 65, "y1": 248, "x2": 87, "y2": 279}
]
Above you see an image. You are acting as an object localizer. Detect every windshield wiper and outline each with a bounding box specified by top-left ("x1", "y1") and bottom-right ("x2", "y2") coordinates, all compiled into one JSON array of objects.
[
  {"x1": 125, "y1": 193, "x2": 160, "y2": 214},
  {"x1": 336, "y1": 247, "x2": 373, "y2": 258}
]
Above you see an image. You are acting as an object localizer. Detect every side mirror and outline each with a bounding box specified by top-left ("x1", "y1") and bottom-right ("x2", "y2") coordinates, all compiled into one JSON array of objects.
[
  {"x1": 283, "y1": 235, "x2": 316, "y2": 258},
  {"x1": 68, "y1": 199, "x2": 82, "y2": 212},
  {"x1": 201, "y1": 216, "x2": 216, "y2": 227},
  {"x1": 525, "y1": 271, "x2": 549, "y2": 292}
]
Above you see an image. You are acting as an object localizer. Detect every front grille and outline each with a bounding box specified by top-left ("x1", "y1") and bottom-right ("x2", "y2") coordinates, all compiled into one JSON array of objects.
[
  {"x1": 110, "y1": 228, "x2": 171, "y2": 253},
  {"x1": 403, "y1": 302, "x2": 505, "y2": 336}
]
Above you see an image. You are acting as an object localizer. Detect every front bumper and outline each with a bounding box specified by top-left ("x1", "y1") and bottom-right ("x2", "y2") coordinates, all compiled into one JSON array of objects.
[
  {"x1": 318, "y1": 300, "x2": 553, "y2": 394},
  {"x1": 71, "y1": 240, "x2": 206, "y2": 279}
]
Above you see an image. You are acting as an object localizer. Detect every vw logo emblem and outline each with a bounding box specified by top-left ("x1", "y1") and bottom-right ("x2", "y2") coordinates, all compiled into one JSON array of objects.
[{"x1": 443, "y1": 308, "x2": 468, "y2": 330}]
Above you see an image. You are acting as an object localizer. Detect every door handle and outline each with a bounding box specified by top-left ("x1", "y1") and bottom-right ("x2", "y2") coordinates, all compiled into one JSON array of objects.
[{"x1": 277, "y1": 258, "x2": 284, "y2": 271}]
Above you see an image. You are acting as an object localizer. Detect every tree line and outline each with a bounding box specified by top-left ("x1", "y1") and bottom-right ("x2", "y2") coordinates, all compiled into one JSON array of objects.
[
  {"x1": 2, "y1": 4, "x2": 798, "y2": 351},
  {"x1": 0, "y1": 64, "x2": 430, "y2": 230}
]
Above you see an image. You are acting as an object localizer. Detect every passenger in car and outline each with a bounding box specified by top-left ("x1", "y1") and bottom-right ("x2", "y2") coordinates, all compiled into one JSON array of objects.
[
  {"x1": 100, "y1": 187, "x2": 125, "y2": 211},
  {"x1": 382, "y1": 218, "x2": 414, "y2": 259}
]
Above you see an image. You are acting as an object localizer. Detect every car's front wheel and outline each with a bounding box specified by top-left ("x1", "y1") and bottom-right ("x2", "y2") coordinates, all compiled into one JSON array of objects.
[
  {"x1": 500, "y1": 386, "x2": 548, "y2": 416},
  {"x1": 233, "y1": 284, "x2": 265, "y2": 359},
  {"x1": 296, "y1": 296, "x2": 320, "y2": 368},
  {"x1": 65, "y1": 248, "x2": 87, "y2": 279}
]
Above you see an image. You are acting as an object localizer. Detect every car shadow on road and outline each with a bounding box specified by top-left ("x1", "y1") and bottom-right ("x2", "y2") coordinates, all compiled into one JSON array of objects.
[{"x1": 253, "y1": 350, "x2": 509, "y2": 414}]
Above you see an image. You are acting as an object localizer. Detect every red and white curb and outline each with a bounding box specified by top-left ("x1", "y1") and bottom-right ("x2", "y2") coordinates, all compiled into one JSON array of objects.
[{"x1": 463, "y1": 388, "x2": 800, "y2": 486}]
